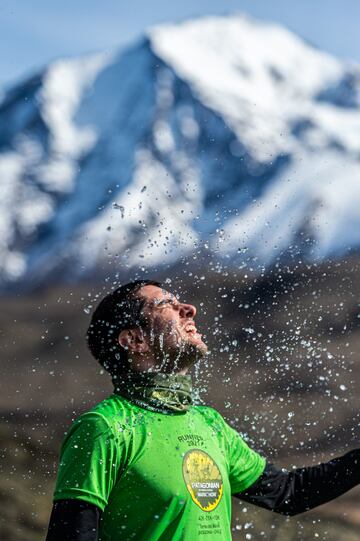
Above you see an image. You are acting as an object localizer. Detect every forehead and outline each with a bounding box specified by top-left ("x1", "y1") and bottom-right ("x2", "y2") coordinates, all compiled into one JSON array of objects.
[{"x1": 137, "y1": 285, "x2": 176, "y2": 304}]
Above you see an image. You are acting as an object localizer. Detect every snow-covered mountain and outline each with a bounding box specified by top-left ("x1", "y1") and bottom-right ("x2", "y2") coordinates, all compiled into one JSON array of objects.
[{"x1": 1, "y1": 14, "x2": 360, "y2": 288}]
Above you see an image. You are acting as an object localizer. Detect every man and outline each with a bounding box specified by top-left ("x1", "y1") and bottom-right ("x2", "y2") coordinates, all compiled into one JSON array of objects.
[{"x1": 46, "y1": 279, "x2": 360, "y2": 540}]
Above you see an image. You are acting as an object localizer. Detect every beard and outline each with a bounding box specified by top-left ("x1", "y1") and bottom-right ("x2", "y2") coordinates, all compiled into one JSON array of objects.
[{"x1": 151, "y1": 328, "x2": 208, "y2": 373}]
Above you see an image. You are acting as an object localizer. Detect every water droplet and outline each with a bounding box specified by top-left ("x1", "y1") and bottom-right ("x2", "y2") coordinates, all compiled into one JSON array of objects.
[
  {"x1": 244, "y1": 327, "x2": 255, "y2": 334},
  {"x1": 113, "y1": 203, "x2": 125, "y2": 218}
]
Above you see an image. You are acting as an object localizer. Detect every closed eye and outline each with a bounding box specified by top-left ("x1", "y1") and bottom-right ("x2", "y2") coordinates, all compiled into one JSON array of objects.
[{"x1": 157, "y1": 299, "x2": 179, "y2": 308}]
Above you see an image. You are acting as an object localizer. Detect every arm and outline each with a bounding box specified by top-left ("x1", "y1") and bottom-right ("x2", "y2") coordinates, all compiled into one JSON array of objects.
[
  {"x1": 235, "y1": 449, "x2": 360, "y2": 516},
  {"x1": 46, "y1": 499, "x2": 100, "y2": 541},
  {"x1": 47, "y1": 413, "x2": 121, "y2": 539}
]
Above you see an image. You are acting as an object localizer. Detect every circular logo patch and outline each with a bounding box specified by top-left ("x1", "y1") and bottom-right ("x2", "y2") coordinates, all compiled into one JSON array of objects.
[{"x1": 182, "y1": 449, "x2": 223, "y2": 512}]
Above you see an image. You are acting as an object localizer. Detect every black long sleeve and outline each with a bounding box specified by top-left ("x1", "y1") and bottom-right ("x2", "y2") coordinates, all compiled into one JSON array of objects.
[
  {"x1": 45, "y1": 499, "x2": 100, "y2": 541},
  {"x1": 235, "y1": 449, "x2": 360, "y2": 516}
]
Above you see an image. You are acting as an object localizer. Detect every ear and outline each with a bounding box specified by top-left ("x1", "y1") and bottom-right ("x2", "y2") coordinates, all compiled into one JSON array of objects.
[{"x1": 118, "y1": 328, "x2": 150, "y2": 353}]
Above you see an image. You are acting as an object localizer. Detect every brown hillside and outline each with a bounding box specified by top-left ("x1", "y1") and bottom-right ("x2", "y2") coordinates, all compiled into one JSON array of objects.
[{"x1": 1, "y1": 257, "x2": 360, "y2": 540}]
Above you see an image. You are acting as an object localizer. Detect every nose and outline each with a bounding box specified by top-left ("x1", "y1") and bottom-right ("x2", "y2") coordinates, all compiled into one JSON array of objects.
[{"x1": 179, "y1": 303, "x2": 196, "y2": 319}]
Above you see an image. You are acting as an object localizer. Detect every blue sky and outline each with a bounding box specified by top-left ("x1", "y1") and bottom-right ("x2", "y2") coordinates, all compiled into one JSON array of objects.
[{"x1": 2, "y1": 0, "x2": 360, "y2": 87}]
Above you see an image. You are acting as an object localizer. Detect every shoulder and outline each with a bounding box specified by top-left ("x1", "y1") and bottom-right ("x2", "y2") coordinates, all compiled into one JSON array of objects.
[
  {"x1": 64, "y1": 394, "x2": 132, "y2": 442},
  {"x1": 193, "y1": 406, "x2": 249, "y2": 443},
  {"x1": 192, "y1": 405, "x2": 228, "y2": 432},
  {"x1": 90, "y1": 393, "x2": 131, "y2": 422},
  {"x1": 193, "y1": 404, "x2": 217, "y2": 416}
]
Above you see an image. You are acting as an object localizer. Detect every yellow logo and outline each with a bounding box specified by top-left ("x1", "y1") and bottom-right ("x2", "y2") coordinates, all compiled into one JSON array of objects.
[{"x1": 182, "y1": 449, "x2": 223, "y2": 512}]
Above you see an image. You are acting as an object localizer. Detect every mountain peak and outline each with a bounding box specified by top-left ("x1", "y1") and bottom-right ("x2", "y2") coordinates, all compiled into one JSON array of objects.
[
  {"x1": 1, "y1": 14, "x2": 360, "y2": 289},
  {"x1": 148, "y1": 13, "x2": 343, "y2": 162}
]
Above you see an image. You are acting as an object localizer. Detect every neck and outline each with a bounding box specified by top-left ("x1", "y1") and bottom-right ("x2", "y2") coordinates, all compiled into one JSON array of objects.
[
  {"x1": 124, "y1": 366, "x2": 189, "y2": 377},
  {"x1": 126, "y1": 354, "x2": 192, "y2": 376},
  {"x1": 113, "y1": 371, "x2": 194, "y2": 414}
]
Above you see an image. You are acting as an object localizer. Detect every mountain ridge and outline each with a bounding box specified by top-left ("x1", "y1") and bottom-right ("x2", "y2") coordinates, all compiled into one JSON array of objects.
[{"x1": 1, "y1": 14, "x2": 360, "y2": 289}]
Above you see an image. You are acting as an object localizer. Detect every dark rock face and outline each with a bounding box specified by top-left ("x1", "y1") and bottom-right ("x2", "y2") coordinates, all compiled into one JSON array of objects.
[{"x1": 316, "y1": 70, "x2": 360, "y2": 109}]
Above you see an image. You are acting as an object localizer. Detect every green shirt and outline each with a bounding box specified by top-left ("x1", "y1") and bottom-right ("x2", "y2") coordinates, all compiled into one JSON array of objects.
[{"x1": 54, "y1": 394, "x2": 265, "y2": 540}]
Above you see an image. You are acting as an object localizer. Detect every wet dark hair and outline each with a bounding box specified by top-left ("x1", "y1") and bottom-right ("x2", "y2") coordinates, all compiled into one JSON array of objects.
[{"x1": 86, "y1": 279, "x2": 162, "y2": 375}]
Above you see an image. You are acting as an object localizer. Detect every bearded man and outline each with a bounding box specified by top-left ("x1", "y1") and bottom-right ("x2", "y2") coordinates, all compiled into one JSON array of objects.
[{"x1": 46, "y1": 280, "x2": 360, "y2": 540}]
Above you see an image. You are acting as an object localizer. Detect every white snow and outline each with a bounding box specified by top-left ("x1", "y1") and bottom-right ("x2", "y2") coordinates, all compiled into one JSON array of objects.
[
  {"x1": 148, "y1": 14, "x2": 344, "y2": 161},
  {"x1": 77, "y1": 147, "x2": 201, "y2": 270},
  {"x1": 215, "y1": 149, "x2": 360, "y2": 262},
  {"x1": 0, "y1": 13, "x2": 360, "y2": 285},
  {"x1": 38, "y1": 52, "x2": 111, "y2": 191}
]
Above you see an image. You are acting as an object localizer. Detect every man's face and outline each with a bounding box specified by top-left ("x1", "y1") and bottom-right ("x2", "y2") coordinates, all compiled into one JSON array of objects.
[{"x1": 137, "y1": 284, "x2": 208, "y2": 369}]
